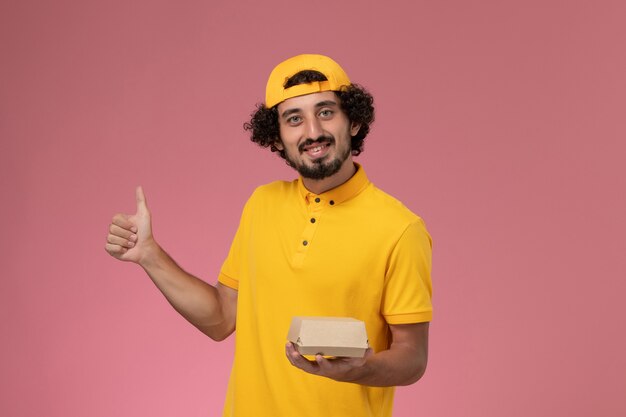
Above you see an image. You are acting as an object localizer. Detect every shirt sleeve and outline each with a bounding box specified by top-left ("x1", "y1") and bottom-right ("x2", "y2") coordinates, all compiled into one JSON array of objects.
[
  {"x1": 217, "y1": 192, "x2": 255, "y2": 291},
  {"x1": 381, "y1": 219, "x2": 433, "y2": 324}
]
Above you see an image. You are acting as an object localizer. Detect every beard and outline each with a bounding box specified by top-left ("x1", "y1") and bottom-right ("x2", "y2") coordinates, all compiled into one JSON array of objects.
[{"x1": 284, "y1": 135, "x2": 352, "y2": 180}]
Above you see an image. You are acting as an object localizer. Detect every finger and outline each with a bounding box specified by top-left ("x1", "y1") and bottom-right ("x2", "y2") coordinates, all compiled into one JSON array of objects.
[
  {"x1": 285, "y1": 343, "x2": 297, "y2": 365},
  {"x1": 285, "y1": 343, "x2": 319, "y2": 373},
  {"x1": 285, "y1": 342, "x2": 300, "y2": 363},
  {"x1": 136, "y1": 186, "x2": 148, "y2": 214},
  {"x1": 111, "y1": 214, "x2": 136, "y2": 232},
  {"x1": 107, "y1": 233, "x2": 135, "y2": 248},
  {"x1": 105, "y1": 242, "x2": 128, "y2": 256},
  {"x1": 315, "y1": 354, "x2": 336, "y2": 372},
  {"x1": 109, "y1": 224, "x2": 136, "y2": 240}
]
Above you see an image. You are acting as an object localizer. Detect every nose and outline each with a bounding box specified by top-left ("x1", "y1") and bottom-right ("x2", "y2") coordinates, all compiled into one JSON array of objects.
[{"x1": 304, "y1": 117, "x2": 324, "y2": 139}]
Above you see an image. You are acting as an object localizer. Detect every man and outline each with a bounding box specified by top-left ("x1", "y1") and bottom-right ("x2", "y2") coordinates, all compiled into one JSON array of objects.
[{"x1": 105, "y1": 54, "x2": 433, "y2": 417}]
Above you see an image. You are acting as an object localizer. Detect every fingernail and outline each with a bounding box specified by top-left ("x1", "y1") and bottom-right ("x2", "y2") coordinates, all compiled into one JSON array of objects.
[
  {"x1": 130, "y1": 234, "x2": 137, "y2": 241},
  {"x1": 127, "y1": 241, "x2": 135, "y2": 247}
]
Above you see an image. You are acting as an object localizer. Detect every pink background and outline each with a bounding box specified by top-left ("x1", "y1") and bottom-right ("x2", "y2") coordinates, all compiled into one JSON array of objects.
[{"x1": 2, "y1": 1, "x2": 625, "y2": 416}]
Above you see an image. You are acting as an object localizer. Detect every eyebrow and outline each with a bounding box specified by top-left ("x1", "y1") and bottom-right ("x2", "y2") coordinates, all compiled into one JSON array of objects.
[
  {"x1": 280, "y1": 100, "x2": 339, "y2": 119},
  {"x1": 281, "y1": 108, "x2": 301, "y2": 119},
  {"x1": 314, "y1": 100, "x2": 338, "y2": 108}
]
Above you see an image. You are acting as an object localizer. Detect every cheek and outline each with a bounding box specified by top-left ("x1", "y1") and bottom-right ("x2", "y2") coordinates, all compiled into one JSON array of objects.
[
  {"x1": 278, "y1": 123, "x2": 287, "y2": 137},
  {"x1": 279, "y1": 126, "x2": 301, "y2": 148}
]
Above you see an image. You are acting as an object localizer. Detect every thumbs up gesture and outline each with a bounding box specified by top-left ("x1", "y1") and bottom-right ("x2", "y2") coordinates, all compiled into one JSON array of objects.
[{"x1": 105, "y1": 186, "x2": 156, "y2": 264}]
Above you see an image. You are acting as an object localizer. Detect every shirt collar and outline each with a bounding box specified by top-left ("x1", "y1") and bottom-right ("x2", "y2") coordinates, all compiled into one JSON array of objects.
[{"x1": 297, "y1": 163, "x2": 370, "y2": 206}]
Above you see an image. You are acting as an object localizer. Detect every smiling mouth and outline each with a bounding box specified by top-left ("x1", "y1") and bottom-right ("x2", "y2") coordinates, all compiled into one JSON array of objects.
[
  {"x1": 299, "y1": 137, "x2": 334, "y2": 155},
  {"x1": 301, "y1": 141, "x2": 331, "y2": 159},
  {"x1": 308, "y1": 143, "x2": 328, "y2": 152}
]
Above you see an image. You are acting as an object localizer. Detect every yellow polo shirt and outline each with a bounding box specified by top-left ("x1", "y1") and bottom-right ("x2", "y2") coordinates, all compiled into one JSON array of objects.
[{"x1": 218, "y1": 165, "x2": 432, "y2": 417}]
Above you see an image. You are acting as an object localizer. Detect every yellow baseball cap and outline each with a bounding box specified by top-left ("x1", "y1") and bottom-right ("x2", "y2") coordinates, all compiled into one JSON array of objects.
[{"x1": 265, "y1": 54, "x2": 351, "y2": 108}]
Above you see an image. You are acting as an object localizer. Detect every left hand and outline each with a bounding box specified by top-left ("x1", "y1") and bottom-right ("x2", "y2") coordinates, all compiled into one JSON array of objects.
[{"x1": 285, "y1": 342, "x2": 374, "y2": 382}]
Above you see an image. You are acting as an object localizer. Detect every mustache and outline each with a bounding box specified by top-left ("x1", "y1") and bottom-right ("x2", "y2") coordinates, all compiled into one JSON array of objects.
[{"x1": 298, "y1": 135, "x2": 335, "y2": 153}]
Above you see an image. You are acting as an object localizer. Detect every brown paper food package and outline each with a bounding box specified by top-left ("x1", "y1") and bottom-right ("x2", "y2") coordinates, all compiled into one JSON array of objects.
[{"x1": 287, "y1": 316, "x2": 369, "y2": 358}]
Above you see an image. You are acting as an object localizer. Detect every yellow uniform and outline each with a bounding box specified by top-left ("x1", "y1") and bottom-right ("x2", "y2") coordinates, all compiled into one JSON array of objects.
[{"x1": 218, "y1": 165, "x2": 433, "y2": 417}]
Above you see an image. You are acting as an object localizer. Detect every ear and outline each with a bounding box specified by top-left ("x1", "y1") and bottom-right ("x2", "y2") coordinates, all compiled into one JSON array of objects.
[
  {"x1": 273, "y1": 138, "x2": 284, "y2": 151},
  {"x1": 350, "y1": 122, "x2": 361, "y2": 137}
]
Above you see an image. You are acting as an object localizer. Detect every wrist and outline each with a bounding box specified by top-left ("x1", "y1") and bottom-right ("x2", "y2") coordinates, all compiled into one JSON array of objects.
[
  {"x1": 342, "y1": 354, "x2": 375, "y2": 384},
  {"x1": 137, "y1": 238, "x2": 164, "y2": 269}
]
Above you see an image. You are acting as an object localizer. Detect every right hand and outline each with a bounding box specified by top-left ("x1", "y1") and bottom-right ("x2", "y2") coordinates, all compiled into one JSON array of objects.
[{"x1": 105, "y1": 186, "x2": 156, "y2": 264}]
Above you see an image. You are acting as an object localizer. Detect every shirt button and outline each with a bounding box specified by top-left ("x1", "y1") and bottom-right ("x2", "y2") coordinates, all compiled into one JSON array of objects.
[
  {"x1": 310, "y1": 218, "x2": 316, "y2": 223},
  {"x1": 329, "y1": 200, "x2": 335, "y2": 205},
  {"x1": 315, "y1": 197, "x2": 321, "y2": 203},
  {"x1": 303, "y1": 240, "x2": 308, "y2": 246}
]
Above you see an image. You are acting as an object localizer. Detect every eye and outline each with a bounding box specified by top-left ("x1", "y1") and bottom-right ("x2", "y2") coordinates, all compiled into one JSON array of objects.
[
  {"x1": 287, "y1": 115, "x2": 302, "y2": 125},
  {"x1": 319, "y1": 109, "x2": 333, "y2": 118}
]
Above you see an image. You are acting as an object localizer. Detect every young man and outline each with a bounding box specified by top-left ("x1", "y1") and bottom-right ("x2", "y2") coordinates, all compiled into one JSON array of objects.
[{"x1": 105, "y1": 54, "x2": 433, "y2": 417}]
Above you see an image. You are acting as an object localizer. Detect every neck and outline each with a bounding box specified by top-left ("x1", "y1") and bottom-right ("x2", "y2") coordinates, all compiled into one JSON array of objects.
[{"x1": 301, "y1": 159, "x2": 357, "y2": 195}]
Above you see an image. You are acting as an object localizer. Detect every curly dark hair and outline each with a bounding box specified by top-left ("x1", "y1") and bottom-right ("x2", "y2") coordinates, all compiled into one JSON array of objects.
[{"x1": 243, "y1": 70, "x2": 375, "y2": 160}]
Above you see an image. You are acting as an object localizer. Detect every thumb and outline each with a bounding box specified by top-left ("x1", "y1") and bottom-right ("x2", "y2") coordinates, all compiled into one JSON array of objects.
[{"x1": 135, "y1": 186, "x2": 149, "y2": 214}]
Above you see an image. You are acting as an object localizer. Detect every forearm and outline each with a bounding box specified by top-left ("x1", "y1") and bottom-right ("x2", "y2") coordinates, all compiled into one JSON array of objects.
[
  {"x1": 287, "y1": 322, "x2": 429, "y2": 386},
  {"x1": 139, "y1": 243, "x2": 234, "y2": 341},
  {"x1": 349, "y1": 344, "x2": 428, "y2": 386}
]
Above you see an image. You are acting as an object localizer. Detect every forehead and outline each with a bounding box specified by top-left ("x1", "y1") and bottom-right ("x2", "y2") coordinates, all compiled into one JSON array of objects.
[{"x1": 277, "y1": 91, "x2": 339, "y2": 114}]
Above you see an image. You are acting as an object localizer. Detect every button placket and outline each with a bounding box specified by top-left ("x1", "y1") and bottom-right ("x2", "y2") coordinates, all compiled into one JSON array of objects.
[
  {"x1": 293, "y1": 194, "x2": 325, "y2": 267},
  {"x1": 303, "y1": 197, "x2": 324, "y2": 244}
]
